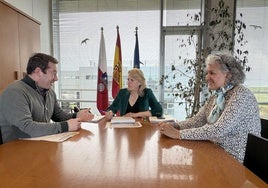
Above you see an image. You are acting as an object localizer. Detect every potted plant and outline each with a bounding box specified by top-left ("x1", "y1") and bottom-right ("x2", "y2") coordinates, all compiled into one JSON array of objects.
[{"x1": 161, "y1": 0, "x2": 250, "y2": 118}]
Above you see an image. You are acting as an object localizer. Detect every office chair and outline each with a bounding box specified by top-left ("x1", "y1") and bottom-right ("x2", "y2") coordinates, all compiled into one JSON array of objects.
[
  {"x1": 261, "y1": 118, "x2": 268, "y2": 139},
  {"x1": 0, "y1": 128, "x2": 3, "y2": 144},
  {"x1": 243, "y1": 133, "x2": 268, "y2": 184}
]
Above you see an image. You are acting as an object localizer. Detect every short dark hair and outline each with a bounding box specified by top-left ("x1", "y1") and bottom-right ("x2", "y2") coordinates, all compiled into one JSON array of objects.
[{"x1": 26, "y1": 53, "x2": 58, "y2": 74}]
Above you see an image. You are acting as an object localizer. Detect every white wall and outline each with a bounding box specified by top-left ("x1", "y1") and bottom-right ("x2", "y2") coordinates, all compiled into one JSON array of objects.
[{"x1": 4, "y1": 0, "x2": 52, "y2": 54}]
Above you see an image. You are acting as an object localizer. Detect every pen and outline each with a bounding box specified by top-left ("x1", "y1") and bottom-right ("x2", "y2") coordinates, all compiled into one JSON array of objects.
[
  {"x1": 73, "y1": 106, "x2": 79, "y2": 112},
  {"x1": 73, "y1": 106, "x2": 91, "y2": 113}
]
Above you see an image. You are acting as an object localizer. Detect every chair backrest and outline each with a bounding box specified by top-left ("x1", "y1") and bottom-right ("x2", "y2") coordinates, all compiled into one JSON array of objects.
[
  {"x1": 261, "y1": 118, "x2": 268, "y2": 139},
  {"x1": 0, "y1": 128, "x2": 3, "y2": 144},
  {"x1": 243, "y1": 133, "x2": 268, "y2": 184}
]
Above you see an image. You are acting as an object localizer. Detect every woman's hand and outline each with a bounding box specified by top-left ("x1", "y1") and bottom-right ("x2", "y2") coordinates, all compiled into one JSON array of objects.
[
  {"x1": 105, "y1": 110, "x2": 114, "y2": 120},
  {"x1": 159, "y1": 122, "x2": 180, "y2": 139},
  {"x1": 124, "y1": 111, "x2": 151, "y2": 118},
  {"x1": 124, "y1": 112, "x2": 135, "y2": 117}
]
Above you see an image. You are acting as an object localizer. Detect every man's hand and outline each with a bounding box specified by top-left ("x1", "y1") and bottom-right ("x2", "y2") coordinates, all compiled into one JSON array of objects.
[
  {"x1": 67, "y1": 118, "x2": 82, "y2": 131},
  {"x1": 76, "y1": 108, "x2": 94, "y2": 121}
]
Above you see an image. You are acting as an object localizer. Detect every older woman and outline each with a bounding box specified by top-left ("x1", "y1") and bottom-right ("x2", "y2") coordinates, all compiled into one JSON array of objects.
[
  {"x1": 105, "y1": 68, "x2": 163, "y2": 120},
  {"x1": 159, "y1": 53, "x2": 261, "y2": 163}
]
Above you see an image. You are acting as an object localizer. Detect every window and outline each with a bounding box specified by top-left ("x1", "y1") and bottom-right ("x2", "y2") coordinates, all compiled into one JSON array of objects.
[
  {"x1": 54, "y1": 1, "x2": 267, "y2": 120},
  {"x1": 53, "y1": 0, "x2": 201, "y2": 118},
  {"x1": 53, "y1": 0, "x2": 162, "y2": 114},
  {"x1": 236, "y1": 0, "x2": 268, "y2": 118},
  {"x1": 162, "y1": 0, "x2": 202, "y2": 119}
]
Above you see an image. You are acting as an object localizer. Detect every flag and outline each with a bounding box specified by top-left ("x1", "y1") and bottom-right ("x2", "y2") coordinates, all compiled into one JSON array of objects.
[
  {"x1": 133, "y1": 27, "x2": 140, "y2": 69},
  {"x1": 112, "y1": 26, "x2": 122, "y2": 99},
  {"x1": 96, "y1": 27, "x2": 108, "y2": 115}
]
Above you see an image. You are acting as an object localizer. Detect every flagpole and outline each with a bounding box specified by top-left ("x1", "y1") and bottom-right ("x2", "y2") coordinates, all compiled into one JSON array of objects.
[
  {"x1": 96, "y1": 27, "x2": 108, "y2": 115},
  {"x1": 134, "y1": 26, "x2": 140, "y2": 69}
]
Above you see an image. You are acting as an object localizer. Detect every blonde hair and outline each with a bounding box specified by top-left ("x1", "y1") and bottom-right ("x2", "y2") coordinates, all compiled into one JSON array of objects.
[{"x1": 128, "y1": 68, "x2": 146, "y2": 96}]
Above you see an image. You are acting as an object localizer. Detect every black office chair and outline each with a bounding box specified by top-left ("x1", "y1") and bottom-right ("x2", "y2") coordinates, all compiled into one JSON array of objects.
[
  {"x1": 243, "y1": 133, "x2": 268, "y2": 184},
  {"x1": 261, "y1": 118, "x2": 268, "y2": 139},
  {"x1": 0, "y1": 128, "x2": 3, "y2": 145}
]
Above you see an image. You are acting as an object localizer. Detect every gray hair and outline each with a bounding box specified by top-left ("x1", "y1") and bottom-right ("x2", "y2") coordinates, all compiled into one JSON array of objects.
[{"x1": 205, "y1": 53, "x2": 245, "y2": 85}]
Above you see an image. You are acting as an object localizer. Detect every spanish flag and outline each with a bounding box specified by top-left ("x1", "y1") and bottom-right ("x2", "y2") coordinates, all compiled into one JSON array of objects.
[
  {"x1": 112, "y1": 26, "x2": 122, "y2": 99},
  {"x1": 96, "y1": 28, "x2": 108, "y2": 114}
]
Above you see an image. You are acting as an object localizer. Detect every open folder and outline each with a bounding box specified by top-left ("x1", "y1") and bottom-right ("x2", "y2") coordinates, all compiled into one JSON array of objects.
[{"x1": 20, "y1": 132, "x2": 79, "y2": 142}]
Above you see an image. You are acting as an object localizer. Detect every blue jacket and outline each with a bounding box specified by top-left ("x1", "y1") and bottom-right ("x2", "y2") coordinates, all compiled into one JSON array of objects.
[{"x1": 107, "y1": 88, "x2": 163, "y2": 117}]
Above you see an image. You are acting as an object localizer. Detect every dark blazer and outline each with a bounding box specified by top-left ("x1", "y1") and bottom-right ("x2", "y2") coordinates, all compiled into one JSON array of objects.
[{"x1": 107, "y1": 88, "x2": 163, "y2": 117}]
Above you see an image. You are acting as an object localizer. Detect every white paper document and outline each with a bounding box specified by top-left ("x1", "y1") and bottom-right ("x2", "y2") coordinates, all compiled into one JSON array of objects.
[
  {"x1": 110, "y1": 117, "x2": 135, "y2": 124},
  {"x1": 20, "y1": 132, "x2": 80, "y2": 142},
  {"x1": 88, "y1": 115, "x2": 105, "y2": 123},
  {"x1": 149, "y1": 115, "x2": 175, "y2": 123},
  {"x1": 106, "y1": 121, "x2": 142, "y2": 128}
]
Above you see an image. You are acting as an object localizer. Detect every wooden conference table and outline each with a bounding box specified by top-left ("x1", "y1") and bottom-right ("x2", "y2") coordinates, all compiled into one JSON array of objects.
[{"x1": 0, "y1": 118, "x2": 267, "y2": 188}]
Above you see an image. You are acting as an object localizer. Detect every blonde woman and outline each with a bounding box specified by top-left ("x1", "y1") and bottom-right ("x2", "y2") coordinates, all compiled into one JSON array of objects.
[{"x1": 105, "y1": 68, "x2": 162, "y2": 120}]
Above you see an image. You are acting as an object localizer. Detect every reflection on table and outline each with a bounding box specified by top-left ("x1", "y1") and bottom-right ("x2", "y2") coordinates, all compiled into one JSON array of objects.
[{"x1": 0, "y1": 118, "x2": 266, "y2": 188}]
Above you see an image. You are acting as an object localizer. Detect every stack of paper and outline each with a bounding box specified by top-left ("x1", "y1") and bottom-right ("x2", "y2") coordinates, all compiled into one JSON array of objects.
[
  {"x1": 20, "y1": 132, "x2": 80, "y2": 142},
  {"x1": 106, "y1": 117, "x2": 142, "y2": 128},
  {"x1": 111, "y1": 117, "x2": 135, "y2": 124},
  {"x1": 149, "y1": 115, "x2": 175, "y2": 123}
]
